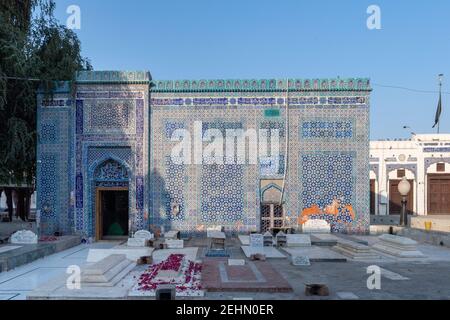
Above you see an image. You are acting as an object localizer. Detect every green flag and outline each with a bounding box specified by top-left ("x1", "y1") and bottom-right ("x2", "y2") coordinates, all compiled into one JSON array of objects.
[{"x1": 432, "y1": 91, "x2": 442, "y2": 128}]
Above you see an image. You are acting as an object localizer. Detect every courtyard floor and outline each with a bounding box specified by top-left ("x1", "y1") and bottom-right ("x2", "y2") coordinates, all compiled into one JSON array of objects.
[{"x1": 1, "y1": 236, "x2": 450, "y2": 300}]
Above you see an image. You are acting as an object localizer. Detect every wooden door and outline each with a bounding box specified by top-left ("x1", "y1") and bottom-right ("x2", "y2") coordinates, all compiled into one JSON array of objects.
[
  {"x1": 389, "y1": 179, "x2": 414, "y2": 215},
  {"x1": 428, "y1": 174, "x2": 450, "y2": 215},
  {"x1": 95, "y1": 187, "x2": 129, "y2": 240}
]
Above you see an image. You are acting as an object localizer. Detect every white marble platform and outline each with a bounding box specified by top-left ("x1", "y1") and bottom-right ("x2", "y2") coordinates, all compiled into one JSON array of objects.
[
  {"x1": 27, "y1": 267, "x2": 138, "y2": 299},
  {"x1": 126, "y1": 238, "x2": 147, "y2": 247},
  {"x1": 286, "y1": 234, "x2": 311, "y2": 247},
  {"x1": 165, "y1": 239, "x2": 184, "y2": 249},
  {"x1": 207, "y1": 231, "x2": 226, "y2": 239},
  {"x1": 301, "y1": 219, "x2": 331, "y2": 233},
  {"x1": 332, "y1": 240, "x2": 380, "y2": 260},
  {"x1": 371, "y1": 234, "x2": 426, "y2": 258},
  {"x1": 164, "y1": 230, "x2": 180, "y2": 239},
  {"x1": 152, "y1": 247, "x2": 198, "y2": 263},
  {"x1": 82, "y1": 254, "x2": 126, "y2": 275},
  {"x1": 282, "y1": 246, "x2": 347, "y2": 262},
  {"x1": 86, "y1": 247, "x2": 154, "y2": 262},
  {"x1": 238, "y1": 235, "x2": 249, "y2": 245},
  {"x1": 311, "y1": 234, "x2": 340, "y2": 241},
  {"x1": 240, "y1": 246, "x2": 286, "y2": 258},
  {"x1": 80, "y1": 254, "x2": 136, "y2": 287}
]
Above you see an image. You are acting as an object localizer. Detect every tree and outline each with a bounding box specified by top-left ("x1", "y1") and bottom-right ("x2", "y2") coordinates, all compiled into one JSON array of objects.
[{"x1": 0, "y1": 0, "x2": 91, "y2": 221}]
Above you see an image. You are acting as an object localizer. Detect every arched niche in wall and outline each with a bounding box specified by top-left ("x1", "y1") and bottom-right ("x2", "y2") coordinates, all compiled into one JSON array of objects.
[
  {"x1": 424, "y1": 158, "x2": 450, "y2": 174},
  {"x1": 386, "y1": 165, "x2": 416, "y2": 215},
  {"x1": 261, "y1": 183, "x2": 282, "y2": 203}
]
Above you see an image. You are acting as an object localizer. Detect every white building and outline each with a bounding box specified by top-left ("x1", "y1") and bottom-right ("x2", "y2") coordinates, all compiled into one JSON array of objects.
[{"x1": 370, "y1": 134, "x2": 450, "y2": 217}]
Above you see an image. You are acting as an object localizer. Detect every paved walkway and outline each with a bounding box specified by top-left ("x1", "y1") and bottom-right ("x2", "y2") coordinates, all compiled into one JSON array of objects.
[{"x1": 1, "y1": 236, "x2": 450, "y2": 300}]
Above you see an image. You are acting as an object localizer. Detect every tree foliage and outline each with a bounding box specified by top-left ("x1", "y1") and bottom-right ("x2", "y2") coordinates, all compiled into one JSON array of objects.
[
  {"x1": 0, "y1": 0, "x2": 91, "y2": 187},
  {"x1": 0, "y1": 0, "x2": 91, "y2": 221}
]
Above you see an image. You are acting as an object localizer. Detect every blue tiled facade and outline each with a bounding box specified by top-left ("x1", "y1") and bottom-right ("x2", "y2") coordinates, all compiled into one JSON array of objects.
[{"x1": 36, "y1": 71, "x2": 371, "y2": 237}]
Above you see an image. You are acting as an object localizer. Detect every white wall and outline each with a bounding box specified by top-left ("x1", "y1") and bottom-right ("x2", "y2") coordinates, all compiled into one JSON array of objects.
[{"x1": 370, "y1": 134, "x2": 450, "y2": 216}]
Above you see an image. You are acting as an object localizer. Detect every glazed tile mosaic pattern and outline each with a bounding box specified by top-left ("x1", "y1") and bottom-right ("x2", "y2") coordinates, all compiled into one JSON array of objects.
[{"x1": 36, "y1": 71, "x2": 371, "y2": 237}]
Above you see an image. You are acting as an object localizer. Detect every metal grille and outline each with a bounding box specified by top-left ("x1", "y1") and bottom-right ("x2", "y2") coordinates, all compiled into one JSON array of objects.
[
  {"x1": 273, "y1": 204, "x2": 283, "y2": 217},
  {"x1": 260, "y1": 203, "x2": 284, "y2": 232},
  {"x1": 273, "y1": 219, "x2": 283, "y2": 227},
  {"x1": 261, "y1": 205, "x2": 271, "y2": 218},
  {"x1": 261, "y1": 219, "x2": 271, "y2": 233}
]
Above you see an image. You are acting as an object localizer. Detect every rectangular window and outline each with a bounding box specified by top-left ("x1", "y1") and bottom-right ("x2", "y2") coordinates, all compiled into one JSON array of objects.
[
  {"x1": 397, "y1": 169, "x2": 405, "y2": 178},
  {"x1": 437, "y1": 163, "x2": 445, "y2": 172}
]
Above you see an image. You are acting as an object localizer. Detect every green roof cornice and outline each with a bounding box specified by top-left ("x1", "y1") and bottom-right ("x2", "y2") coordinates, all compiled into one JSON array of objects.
[
  {"x1": 151, "y1": 78, "x2": 371, "y2": 93},
  {"x1": 76, "y1": 71, "x2": 151, "y2": 84}
]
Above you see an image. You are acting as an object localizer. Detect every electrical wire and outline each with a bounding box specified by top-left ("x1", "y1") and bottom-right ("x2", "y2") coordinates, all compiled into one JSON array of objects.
[{"x1": 373, "y1": 83, "x2": 450, "y2": 95}]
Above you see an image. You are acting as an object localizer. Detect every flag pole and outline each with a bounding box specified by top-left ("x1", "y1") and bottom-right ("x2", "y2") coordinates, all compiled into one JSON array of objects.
[{"x1": 438, "y1": 74, "x2": 443, "y2": 134}]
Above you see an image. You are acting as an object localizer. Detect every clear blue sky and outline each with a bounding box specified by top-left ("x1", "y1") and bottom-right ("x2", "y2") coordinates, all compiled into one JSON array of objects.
[{"x1": 53, "y1": 0, "x2": 450, "y2": 140}]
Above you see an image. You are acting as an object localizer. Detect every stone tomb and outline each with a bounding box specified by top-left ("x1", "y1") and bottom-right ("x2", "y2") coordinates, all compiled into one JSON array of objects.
[
  {"x1": 164, "y1": 230, "x2": 180, "y2": 240},
  {"x1": 241, "y1": 247, "x2": 286, "y2": 259},
  {"x1": 291, "y1": 255, "x2": 311, "y2": 266},
  {"x1": 86, "y1": 247, "x2": 154, "y2": 262},
  {"x1": 371, "y1": 234, "x2": 426, "y2": 258},
  {"x1": 263, "y1": 231, "x2": 274, "y2": 246},
  {"x1": 241, "y1": 233, "x2": 286, "y2": 258},
  {"x1": 250, "y1": 233, "x2": 264, "y2": 248},
  {"x1": 206, "y1": 226, "x2": 224, "y2": 238},
  {"x1": 332, "y1": 239, "x2": 380, "y2": 260},
  {"x1": 127, "y1": 230, "x2": 154, "y2": 247},
  {"x1": 276, "y1": 231, "x2": 287, "y2": 247},
  {"x1": 127, "y1": 238, "x2": 147, "y2": 247},
  {"x1": 10, "y1": 230, "x2": 38, "y2": 244},
  {"x1": 228, "y1": 259, "x2": 245, "y2": 266},
  {"x1": 81, "y1": 254, "x2": 136, "y2": 287},
  {"x1": 238, "y1": 235, "x2": 250, "y2": 245},
  {"x1": 208, "y1": 231, "x2": 226, "y2": 250},
  {"x1": 282, "y1": 247, "x2": 347, "y2": 262},
  {"x1": 155, "y1": 255, "x2": 185, "y2": 281},
  {"x1": 129, "y1": 252, "x2": 204, "y2": 297},
  {"x1": 201, "y1": 258, "x2": 293, "y2": 292},
  {"x1": 165, "y1": 239, "x2": 184, "y2": 249},
  {"x1": 302, "y1": 219, "x2": 331, "y2": 234},
  {"x1": 152, "y1": 247, "x2": 199, "y2": 264},
  {"x1": 286, "y1": 234, "x2": 311, "y2": 247}
]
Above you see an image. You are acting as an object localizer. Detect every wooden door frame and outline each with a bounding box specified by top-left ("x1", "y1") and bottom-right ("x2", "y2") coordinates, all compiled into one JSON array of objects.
[
  {"x1": 388, "y1": 179, "x2": 414, "y2": 215},
  {"x1": 427, "y1": 174, "x2": 450, "y2": 215},
  {"x1": 95, "y1": 186, "x2": 129, "y2": 241}
]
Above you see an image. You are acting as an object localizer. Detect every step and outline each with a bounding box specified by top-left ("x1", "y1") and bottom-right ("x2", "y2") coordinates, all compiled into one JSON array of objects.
[
  {"x1": 82, "y1": 259, "x2": 131, "y2": 283},
  {"x1": 82, "y1": 254, "x2": 127, "y2": 276},
  {"x1": 82, "y1": 261, "x2": 136, "y2": 287}
]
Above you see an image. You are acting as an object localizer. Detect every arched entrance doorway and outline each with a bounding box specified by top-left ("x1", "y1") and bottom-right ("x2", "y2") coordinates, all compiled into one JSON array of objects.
[
  {"x1": 93, "y1": 159, "x2": 130, "y2": 240},
  {"x1": 426, "y1": 161, "x2": 450, "y2": 215},
  {"x1": 387, "y1": 168, "x2": 415, "y2": 215},
  {"x1": 260, "y1": 183, "x2": 284, "y2": 233}
]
